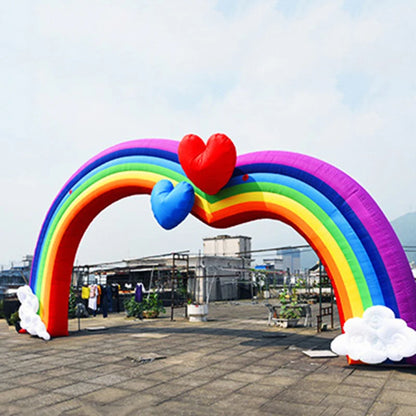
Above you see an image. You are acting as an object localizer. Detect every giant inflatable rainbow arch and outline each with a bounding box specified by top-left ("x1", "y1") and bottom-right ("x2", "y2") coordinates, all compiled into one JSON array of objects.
[{"x1": 29, "y1": 138, "x2": 416, "y2": 363}]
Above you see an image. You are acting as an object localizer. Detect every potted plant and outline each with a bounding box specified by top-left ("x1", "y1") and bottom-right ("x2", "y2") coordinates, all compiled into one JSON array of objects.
[
  {"x1": 141, "y1": 293, "x2": 165, "y2": 318},
  {"x1": 275, "y1": 285, "x2": 302, "y2": 328},
  {"x1": 124, "y1": 292, "x2": 165, "y2": 319}
]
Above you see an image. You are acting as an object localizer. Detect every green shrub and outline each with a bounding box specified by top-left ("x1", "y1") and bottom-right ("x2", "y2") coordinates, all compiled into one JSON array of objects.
[
  {"x1": 68, "y1": 285, "x2": 77, "y2": 318},
  {"x1": 124, "y1": 296, "x2": 143, "y2": 318},
  {"x1": 8, "y1": 310, "x2": 20, "y2": 327}
]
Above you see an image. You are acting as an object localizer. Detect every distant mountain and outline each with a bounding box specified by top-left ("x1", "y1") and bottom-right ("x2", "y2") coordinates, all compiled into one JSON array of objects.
[
  {"x1": 300, "y1": 211, "x2": 416, "y2": 269},
  {"x1": 391, "y1": 212, "x2": 416, "y2": 263}
]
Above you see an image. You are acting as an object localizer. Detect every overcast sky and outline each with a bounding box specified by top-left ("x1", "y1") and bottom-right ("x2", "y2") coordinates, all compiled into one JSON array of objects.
[{"x1": 1, "y1": 0, "x2": 415, "y2": 267}]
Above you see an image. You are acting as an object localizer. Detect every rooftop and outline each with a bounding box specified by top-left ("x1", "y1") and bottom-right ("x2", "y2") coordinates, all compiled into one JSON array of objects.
[{"x1": 1, "y1": 300, "x2": 415, "y2": 415}]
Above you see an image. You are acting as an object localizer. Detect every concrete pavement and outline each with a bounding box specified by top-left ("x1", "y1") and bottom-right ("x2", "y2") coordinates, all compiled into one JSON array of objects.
[{"x1": 1, "y1": 301, "x2": 415, "y2": 415}]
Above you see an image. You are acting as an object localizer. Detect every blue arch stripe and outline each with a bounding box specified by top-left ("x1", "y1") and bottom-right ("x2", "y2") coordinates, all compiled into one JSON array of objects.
[{"x1": 228, "y1": 172, "x2": 384, "y2": 305}]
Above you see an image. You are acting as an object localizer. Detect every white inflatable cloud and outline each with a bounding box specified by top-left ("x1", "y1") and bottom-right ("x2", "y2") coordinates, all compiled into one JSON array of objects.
[
  {"x1": 17, "y1": 285, "x2": 50, "y2": 341},
  {"x1": 331, "y1": 305, "x2": 416, "y2": 364}
]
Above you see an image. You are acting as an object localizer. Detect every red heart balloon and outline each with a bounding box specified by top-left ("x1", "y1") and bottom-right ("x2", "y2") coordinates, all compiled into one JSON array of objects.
[{"x1": 178, "y1": 133, "x2": 237, "y2": 195}]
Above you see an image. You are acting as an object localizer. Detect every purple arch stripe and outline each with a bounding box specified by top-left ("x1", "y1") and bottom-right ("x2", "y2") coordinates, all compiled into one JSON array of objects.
[{"x1": 237, "y1": 151, "x2": 416, "y2": 329}]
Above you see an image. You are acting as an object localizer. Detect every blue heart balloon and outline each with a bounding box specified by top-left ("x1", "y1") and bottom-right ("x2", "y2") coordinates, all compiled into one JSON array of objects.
[{"x1": 150, "y1": 180, "x2": 195, "y2": 230}]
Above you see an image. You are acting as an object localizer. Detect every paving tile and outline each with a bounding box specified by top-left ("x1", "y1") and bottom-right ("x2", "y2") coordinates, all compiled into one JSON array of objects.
[
  {"x1": 334, "y1": 407, "x2": 369, "y2": 416},
  {"x1": 185, "y1": 366, "x2": 231, "y2": 380},
  {"x1": 141, "y1": 381, "x2": 193, "y2": 398},
  {"x1": 332, "y1": 384, "x2": 380, "y2": 399},
  {"x1": 203, "y1": 378, "x2": 248, "y2": 393},
  {"x1": 65, "y1": 369, "x2": 98, "y2": 382},
  {"x1": 116, "y1": 377, "x2": 162, "y2": 392},
  {"x1": 343, "y1": 374, "x2": 387, "y2": 389},
  {"x1": 213, "y1": 392, "x2": 271, "y2": 411},
  {"x1": 256, "y1": 374, "x2": 299, "y2": 387},
  {"x1": 141, "y1": 369, "x2": 182, "y2": 382},
  {"x1": 70, "y1": 360, "x2": 106, "y2": 370},
  {"x1": 159, "y1": 364, "x2": 198, "y2": 376},
  {"x1": 261, "y1": 399, "x2": 327, "y2": 415},
  {"x1": 240, "y1": 349, "x2": 275, "y2": 359},
  {"x1": 79, "y1": 386, "x2": 133, "y2": 405},
  {"x1": 390, "y1": 369, "x2": 416, "y2": 381},
  {"x1": 367, "y1": 401, "x2": 396, "y2": 416},
  {"x1": 94, "y1": 354, "x2": 127, "y2": 364},
  {"x1": 88, "y1": 373, "x2": 131, "y2": 386},
  {"x1": 83, "y1": 401, "x2": 153, "y2": 416},
  {"x1": 384, "y1": 378, "x2": 416, "y2": 393},
  {"x1": 322, "y1": 393, "x2": 373, "y2": 412},
  {"x1": 315, "y1": 363, "x2": 352, "y2": 375},
  {"x1": 319, "y1": 405, "x2": 344, "y2": 416},
  {"x1": 171, "y1": 375, "x2": 213, "y2": 388},
  {"x1": 294, "y1": 378, "x2": 337, "y2": 393},
  {"x1": 0, "y1": 386, "x2": 40, "y2": 404},
  {"x1": 35, "y1": 377, "x2": 76, "y2": 391},
  {"x1": 238, "y1": 382, "x2": 284, "y2": 399},
  {"x1": 0, "y1": 369, "x2": 27, "y2": 381},
  {"x1": 42, "y1": 399, "x2": 94, "y2": 416},
  {"x1": 354, "y1": 367, "x2": 391, "y2": 379},
  {"x1": 276, "y1": 387, "x2": 327, "y2": 405},
  {"x1": 24, "y1": 391, "x2": 71, "y2": 408},
  {"x1": 111, "y1": 365, "x2": 157, "y2": 379},
  {"x1": 53, "y1": 382, "x2": 103, "y2": 396},
  {"x1": 242, "y1": 364, "x2": 276, "y2": 375},
  {"x1": 41, "y1": 367, "x2": 79, "y2": 378},
  {"x1": 225, "y1": 356, "x2": 262, "y2": 367},
  {"x1": 11, "y1": 373, "x2": 48, "y2": 386},
  {"x1": 0, "y1": 381, "x2": 18, "y2": 392},
  {"x1": 270, "y1": 367, "x2": 310, "y2": 379},
  {"x1": 0, "y1": 403, "x2": 30, "y2": 416},
  {"x1": 13, "y1": 353, "x2": 43, "y2": 362},
  {"x1": 223, "y1": 371, "x2": 265, "y2": 383},
  {"x1": 59, "y1": 405, "x2": 102, "y2": 416},
  {"x1": 150, "y1": 401, "x2": 230, "y2": 416},
  {"x1": 175, "y1": 386, "x2": 229, "y2": 406},
  {"x1": 378, "y1": 389, "x2": 416, "y2": 406},
  {"x1": 88, "y1": 363, "x2": 128, "y2": 375},
  {"x1": 211, "y1": 361, "x2": 254, "y2": 371},
  {"x1": 394, "y1": 405, "x2": 416, "y2": 416},
  {"x1": 301, "y1": 372, "x2": 348, "y2": 384},
  {"x1": 110, "y1": 392, "x2": 166, "y2": 409}
]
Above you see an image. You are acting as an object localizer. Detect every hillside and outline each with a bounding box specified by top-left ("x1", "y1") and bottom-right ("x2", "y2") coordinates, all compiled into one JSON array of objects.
[
  {"x1": 300, "y1": 211, "x2": 416, "y2": 268},
  {"x1": 391, "y1": 211, "x2": 416, "y2": 263}
]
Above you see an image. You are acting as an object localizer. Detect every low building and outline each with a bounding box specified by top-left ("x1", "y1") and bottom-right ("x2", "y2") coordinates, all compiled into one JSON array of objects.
[{"x1": 74, "y1": 235, "x2": 253, "y2": 305}]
